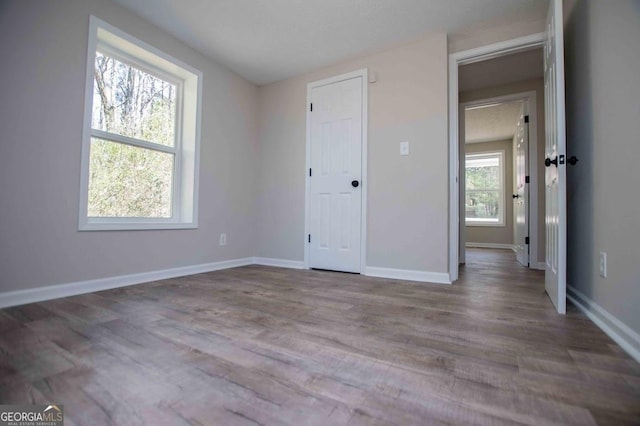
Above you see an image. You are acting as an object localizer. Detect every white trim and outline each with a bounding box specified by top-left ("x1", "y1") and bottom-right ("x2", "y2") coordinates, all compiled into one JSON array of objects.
[
  {"x1": 449, "y1": 33, "x2": 546, "y2": 282},
  {"x1": 0, "y1": 258, "x2": 253, "y2": 309},
  {"x1": 90, "y1": 129, "x2": 178, "y2": 154},
  {"x1": 535, "y1": 262, "x2": 546, "y2": 271},
  {"x1": 466, "y1": 136, "x2": 516, "y2": 144},
  {"x1": 253, "y1": 257, "x2": 304, "y2": 269},
  {"x1": 361, "y1": 70, "x2": 368, "y2": 275},
  {"x1": 304, "y1": 68, "x2": 368, "y2": 273},
  {"x1": 78, "y1": 221, "x2": 198, "y2": 231},
  {"x1": 465, "y1": 242, "x2": 515, "y2": 250},
  {"x1": 465, "y1": 222, "x2": 505, "y2": 228},
  {"x1": 0, "y1": 258, "x2": 453, "y2": 309},
  {"x1": 568, "y1": 285, "x2": 640, "y2": 363},
  {"x1": 364, "y1": 267, "x2": 451, "y2": 285},
  {"x1": 452, "y1": 33, "x2": 547, "y2": 66}
]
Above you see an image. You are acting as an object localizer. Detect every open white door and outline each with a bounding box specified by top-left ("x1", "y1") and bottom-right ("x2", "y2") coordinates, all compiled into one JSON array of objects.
[
  {"x1": 544, "y1": 0, "x2": 567, "y2": 314},
  {"x1": 514, "y1": 103, "x2": 529, "y2": 267}
]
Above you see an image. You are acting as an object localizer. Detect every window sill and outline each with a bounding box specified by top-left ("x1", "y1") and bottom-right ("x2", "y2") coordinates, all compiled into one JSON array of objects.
[
  {"x1": 79, "y1": 221, "x2": 198, "y2": 231},
  {"x1": 465, "y1": 222, "x2": 505, "y2": 228}
]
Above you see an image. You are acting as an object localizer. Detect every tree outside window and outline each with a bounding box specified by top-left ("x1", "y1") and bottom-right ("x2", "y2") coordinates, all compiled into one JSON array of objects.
[
  {"x1": 79, "y1": 16, "x2": 201, "y2": 231},
  {"x1": 89, "y1": 51, "x2": 177, "y2": 218}
]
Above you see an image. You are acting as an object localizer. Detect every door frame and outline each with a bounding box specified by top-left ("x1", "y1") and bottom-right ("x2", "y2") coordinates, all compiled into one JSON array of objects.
[
  {"x1": 460, "y1": 91, "x2": 539, "y2": 269},
  {"x1": 304, "y1": 68, "x2": 368, "y2": 272},
  {"x1": 448, "y1": 33, "x2": 545, "y2": 282}
]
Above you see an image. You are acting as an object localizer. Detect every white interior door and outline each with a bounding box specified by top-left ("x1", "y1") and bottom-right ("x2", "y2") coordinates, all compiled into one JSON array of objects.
[
  {"x1": 514, "y1": 104, "x2": 529, "y2": 267},
  {"x1": 309, "y1": 76, "x2": 363, "y2": 273},
  {"x1": 544, "y1": 0, "x2": 567, "y2": 314}
]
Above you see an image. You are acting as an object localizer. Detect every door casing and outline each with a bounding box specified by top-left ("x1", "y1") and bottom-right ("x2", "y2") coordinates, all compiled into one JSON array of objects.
[
  {"x1": 448, "y1": 33, "x2": 546, "y2": 282},
  {"x1": 304, "y1": 69, "x2": 368, "y2": 272}
]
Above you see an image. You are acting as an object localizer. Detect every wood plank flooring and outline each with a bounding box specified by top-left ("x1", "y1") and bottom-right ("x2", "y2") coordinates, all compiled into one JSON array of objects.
[{"x1": 1, "y1": 248, "x2": 638, "y2": 425}]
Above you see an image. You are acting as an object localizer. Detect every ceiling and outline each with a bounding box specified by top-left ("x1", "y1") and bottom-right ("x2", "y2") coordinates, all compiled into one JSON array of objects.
[
  {"x1": 111, "y1": 0, "x2": 548, "y2": 85},
  {"x1": 459, "y1": 48, "x2": 544, "y2": 92},
  {"x1": 465, "y1": 102, "x2": 522, "y2": 144}
]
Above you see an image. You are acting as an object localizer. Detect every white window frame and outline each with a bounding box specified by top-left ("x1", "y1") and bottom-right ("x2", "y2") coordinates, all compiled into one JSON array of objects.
[
  {"x1": 79, "y1": 16, "x2": 202, "y2": 231},
  {"x1": 465, "y1": 150, "x2": 505, "y2": 227}
]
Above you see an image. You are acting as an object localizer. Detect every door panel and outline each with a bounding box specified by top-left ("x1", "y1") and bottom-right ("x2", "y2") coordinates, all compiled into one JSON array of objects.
[
  {"x1": 544, "y1": 0, "x2": 567, "y2": 314},
  {"x1": 309, "y1": 76, "x2": 363, "y2": 272},
  {"x1": 514, "y1": 104, "x2": 529, "y2": 267},
  {"x1": 319, "y1": 193, "x2": 331, "y2": 248}
]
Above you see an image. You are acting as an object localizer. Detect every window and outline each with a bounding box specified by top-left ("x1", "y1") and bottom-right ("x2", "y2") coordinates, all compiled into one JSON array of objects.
[
  {"x1": 79, "y1": 16, "x2": 202, "y2": 230},
  {"x1": 465, "y1": 151, "x2": 505, "y2": 226}
]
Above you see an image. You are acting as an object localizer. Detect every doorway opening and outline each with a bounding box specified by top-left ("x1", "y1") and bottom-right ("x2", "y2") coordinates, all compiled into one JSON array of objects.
[
  {"x1": 450, "y1": 40, "x2": 548, "y2": 288},
  {"x1": 448, "y1": 34, "x2": 547, "y2": 284},
  {"x1": 460, "y1": 93, "x2": 540, "y2": 272},
  {"x1": 449, "y1": 0, "x2": 568, "y2": 316}
]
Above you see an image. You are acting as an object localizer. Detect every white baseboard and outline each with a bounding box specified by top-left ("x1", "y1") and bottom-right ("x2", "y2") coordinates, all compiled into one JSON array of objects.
[
  {"x1": 465, "y1": 242, "x2": 515, "y2": 250},
  {"x1": 0, "y1": 257, "x2": 254, "y2": 310},
  {"x1": 364, "y1": 266, "x2": 451, "y2": 284},
  {"x1": 252, "y1": 257, "x2": 304, "y2": 269},
  {"x1": 254, "y1": 258, "x2": 450, "y2": 284},
  {"x1": 567, "y1": 285, "x2": 640, "y2": 363},
  {"x1": 0, "y1": 257, "x2": 450, "y2": 310},
  {"x1": 534, "y1": 262, "x2": 546, "y2": 271}
]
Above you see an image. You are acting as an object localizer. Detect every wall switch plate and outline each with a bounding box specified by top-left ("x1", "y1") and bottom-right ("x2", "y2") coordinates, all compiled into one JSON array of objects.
[
  {"x1": 599, "y1": 252, "x2": 607, "y2": 277},
  {"x1": 219, "y1": 233, "x2": 227, "y2": 246},
  {"x1": 400, "y1": 141, "x2": 409, "y2": 156}
]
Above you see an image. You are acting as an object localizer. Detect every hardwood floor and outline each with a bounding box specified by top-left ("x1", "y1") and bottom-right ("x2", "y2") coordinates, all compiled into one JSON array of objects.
[{"x1": 1, "y1": 249, "x2": 638, "y2": 425}]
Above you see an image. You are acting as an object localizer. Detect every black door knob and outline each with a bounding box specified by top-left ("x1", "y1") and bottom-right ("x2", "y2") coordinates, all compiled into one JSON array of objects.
[
  {"x1": 512, "y1": 194, "x2": 520, "y2": 199},
  {"x1": 567, "y1": 156, "x2": 579, "y2": 165},
  {"x1": 351, "y1": 180, "x2": 359, "y2": 188},
  {"x1": 545, "y1": 157, "x2": 558, "y2": 167}
]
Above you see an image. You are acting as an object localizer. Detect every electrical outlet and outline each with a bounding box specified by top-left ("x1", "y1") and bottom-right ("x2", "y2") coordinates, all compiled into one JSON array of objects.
[
  {"x1": 219, "y1": 233, "x2": 227, "y2": 246},
  {"x1": 599, "y1": 252, "x2": 607, "y2": 278}
]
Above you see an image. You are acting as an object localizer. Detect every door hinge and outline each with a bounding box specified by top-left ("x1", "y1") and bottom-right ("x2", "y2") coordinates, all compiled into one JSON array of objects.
[
  {"x1": 308, "y1": 234, "x2": 311, "y2": 243},
  {"x1": 524, "y1": 115, "x2": 529, "y2": 123},
  {"x1": 525, "y1": 176, "x2": 530, "y2": 184},
  {"x1": 310, "y1": 103, "x2": 313, "y2": 112},
  {"x1": 309, "y1": 168, "x2": 312, "y2": 177},
  {"x1": 525, "y1": 237, "x2": 530, "y2": 245}
]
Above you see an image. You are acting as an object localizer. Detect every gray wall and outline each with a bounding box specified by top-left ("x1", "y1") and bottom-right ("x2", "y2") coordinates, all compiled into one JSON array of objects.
[
  {"x1": 465, "y1": 139, "x2": 514, "y2": 246},
  {"x1": 564, "y1": 0, "x2": 640, "y2": 334},
  {"x1": 256, "y1": 34, "x2": 450, "y2": 274},
  {"x1": 0, "y1": 0, "x2": 259, "y2": 292},
  {"x1": 448, "y1": 17, "x2": 545, "y2": 53}
]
